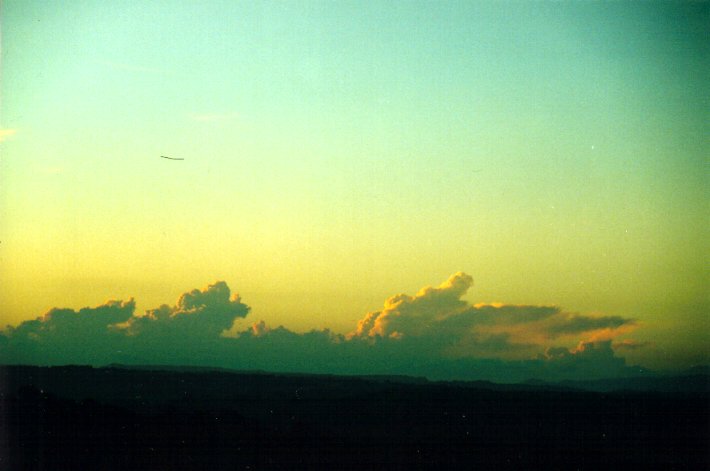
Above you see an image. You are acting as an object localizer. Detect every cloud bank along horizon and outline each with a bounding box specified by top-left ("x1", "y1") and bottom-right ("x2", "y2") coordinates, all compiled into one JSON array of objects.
[{"x1": 1, "y1": 272, "x2": 657, "y2": 382}]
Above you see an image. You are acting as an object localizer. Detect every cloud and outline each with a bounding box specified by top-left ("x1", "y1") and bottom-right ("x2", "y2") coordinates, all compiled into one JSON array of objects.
[
  {"x1": 0, "y1": 129, "x2": 17, "y2": 142},
  {"x1": 0, "y1": 274, "x2": 642, "y2": 382},
  {"x1": 350, "y1": 272, "x2": 635, "y2": 360},
  {"x1": 1, "y1": 300, "x2": 135, "y2": 365},
  {"x1": 352, "y1": 272, "x2": 473, "y2": 339},
  {"x1": 547, "y1": 315, "x2": 631, "y2": 335},
  {"x1": 117, "y1": 281, "x2": 249, "y2": 339},
  {"x1": 8, "y1": 300, "x2": 135, "y2": 338},
  {"x1": 541, "y1": 340, "x2": 627, "y2": 379}
]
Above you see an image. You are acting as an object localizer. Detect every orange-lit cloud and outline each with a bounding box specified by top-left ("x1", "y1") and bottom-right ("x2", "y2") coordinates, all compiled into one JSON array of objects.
[
  {"x1": 350, "y1": 272, "x2": 635, "y2": 359},
  {"x1": 352, "y1": 272, "x2": 473, "y2": 339}
]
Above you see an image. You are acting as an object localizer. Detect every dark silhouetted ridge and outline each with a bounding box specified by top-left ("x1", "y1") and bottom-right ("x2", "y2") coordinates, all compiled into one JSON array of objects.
[{"x1": 2, "y1": 364, "x2": 708, "y2": 470}]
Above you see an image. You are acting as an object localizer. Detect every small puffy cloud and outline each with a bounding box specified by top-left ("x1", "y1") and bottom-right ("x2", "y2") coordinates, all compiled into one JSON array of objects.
[
  {"x1": 249, "y1": 320, "x2": 270, "y2": 337},
  {"x1": 0, "y1": 129, "x2": 18, "y2": 142}
]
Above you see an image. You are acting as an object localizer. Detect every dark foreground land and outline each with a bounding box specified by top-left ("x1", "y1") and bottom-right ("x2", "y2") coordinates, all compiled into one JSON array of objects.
[{"x1": 1, "y1": 365, "x2": 708, "y2": 470}]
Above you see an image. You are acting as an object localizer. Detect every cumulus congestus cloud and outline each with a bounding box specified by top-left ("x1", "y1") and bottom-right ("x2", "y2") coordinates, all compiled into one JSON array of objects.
[
  {"x1": 352, "y1": 272, "x2": 474, "y2": 339},
  {"x1": 117, "y1": 281, "x2": 249, "y2": 338},
  {"x1": 350, "y1": 272, "x2": 635, "y2": 360},
  {"x1": 0, "y1": 274, "x2": 641, "y2": 382}
]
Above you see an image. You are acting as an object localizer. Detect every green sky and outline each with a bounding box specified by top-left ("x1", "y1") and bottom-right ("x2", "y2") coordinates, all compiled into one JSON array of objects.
[{"x1": 1, "y1": 1, "x2": 707, "y2": 370}]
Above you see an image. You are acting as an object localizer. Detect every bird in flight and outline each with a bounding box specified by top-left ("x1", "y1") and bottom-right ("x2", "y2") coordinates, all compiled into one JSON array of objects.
[{"x1": 160, "y1": 155, "x2": 184, "y2": 161}]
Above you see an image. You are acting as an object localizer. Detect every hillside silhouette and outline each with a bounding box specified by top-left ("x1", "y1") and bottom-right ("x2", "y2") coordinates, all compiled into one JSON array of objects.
[{"x1": 2, "y1": 364, "x2": 708, "y2": 470}]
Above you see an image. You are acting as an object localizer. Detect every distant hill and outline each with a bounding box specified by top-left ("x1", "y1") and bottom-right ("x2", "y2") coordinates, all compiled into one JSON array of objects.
[
  {"x1": 103, "y1": 362, "x2": 710, "y2": 393},
  {"x1": 2, "y1": 364, "x2": 708, "y2": 470},
  {"x1": 555, "y1": 373, "x2": 710, "y2": 394}
]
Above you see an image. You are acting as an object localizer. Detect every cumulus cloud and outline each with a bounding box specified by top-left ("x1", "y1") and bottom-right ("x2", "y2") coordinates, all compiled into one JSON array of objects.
[
  {"x1": 6, "y1": 300, "x2": 135, "y2": 340},
  {"x1": 0, "y1": 283, "x2": 248, "y2": 366},
  {"x1": 352, "y1": 272, "x2": 473, "y2": 339},
  {"x1": 0, "y1": 274, "x2": 642, "y2": 382},
  {"x1": 540, "y1": 340, "x2": 628, "y2": 379},
  {"x1": 118, "y1": 281, "x2": 249, "y2": 338},
  {"x1": 350, "y1": 272, "x2": 635, "y2": 360},
  {"x1": 0, "y1": 300, "x2": 135, "y2": 365}
]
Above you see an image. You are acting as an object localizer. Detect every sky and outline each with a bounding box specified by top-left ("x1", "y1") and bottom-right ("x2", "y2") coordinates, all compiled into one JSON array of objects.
[{"x1": 1, "y1": 1, "x2": 707, "y2": 375}]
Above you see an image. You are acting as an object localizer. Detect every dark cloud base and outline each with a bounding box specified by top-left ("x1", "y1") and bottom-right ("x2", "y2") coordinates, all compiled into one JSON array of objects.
[{"x1": 0, "y1": 275, "x2": 646, "y2": 382}]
